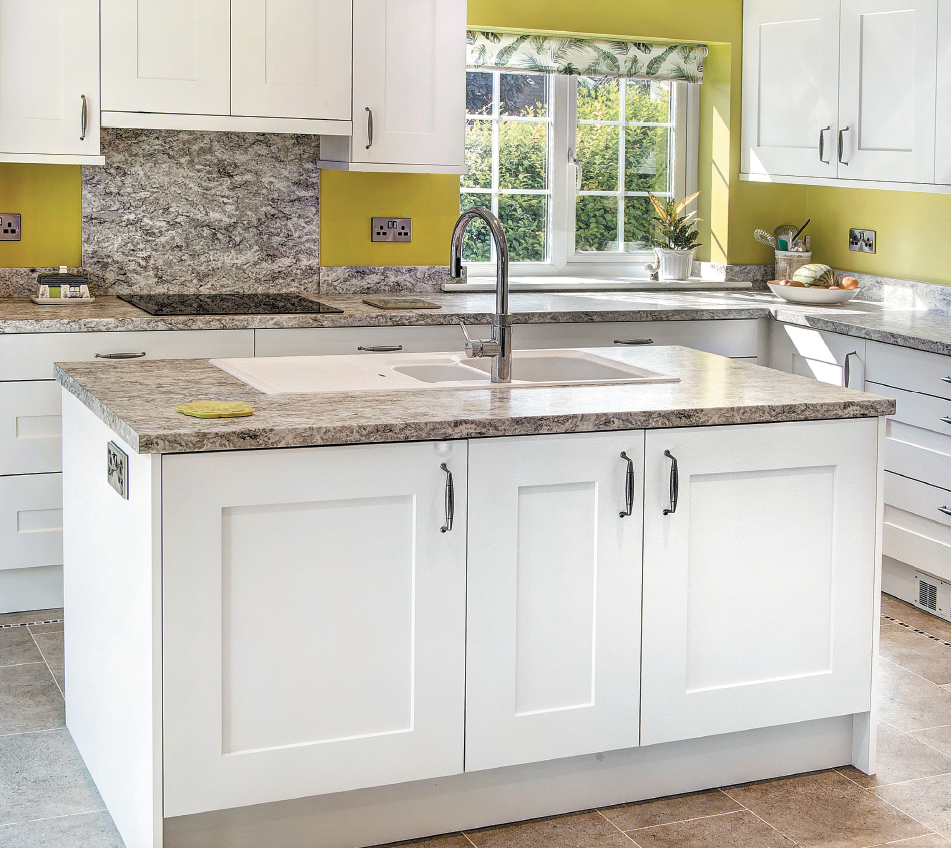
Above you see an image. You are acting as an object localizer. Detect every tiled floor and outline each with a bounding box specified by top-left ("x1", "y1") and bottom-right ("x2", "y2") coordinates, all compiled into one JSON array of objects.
[{"x1": 2, "y1": 595, "x2": 951, "y2": 848}]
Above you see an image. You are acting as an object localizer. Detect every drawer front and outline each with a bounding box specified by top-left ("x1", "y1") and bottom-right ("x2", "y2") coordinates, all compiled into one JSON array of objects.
[
  {"x1": 0, "y1": 382, "x2": 63, "y2": 475},
  {"x1": 0, "y1": 329, "x2": 255, "y2": 380},
  {"x1": 885, "y1": 471, "x2": 951, "y2": 531},
  {"x1": 885, "y1": 437, "x2": 951, "y2": 491},
  {"x1": 254, "y1": 325, "x2": 486, "y2": 357},
  {"x1": 0, "y1": 473, "x2": 63, "y2": 571},
  {"x1": 868, "y1": 381, "x2": 951, "y2": 437},
  {"x1": 866, "y1": 341, "x2": 951, "y2": 400}
]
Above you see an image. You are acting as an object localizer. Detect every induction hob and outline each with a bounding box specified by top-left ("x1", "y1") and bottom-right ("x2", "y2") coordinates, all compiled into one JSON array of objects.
[{"x1": 118, "y1": 293, "x2": 344, "y2": 316}]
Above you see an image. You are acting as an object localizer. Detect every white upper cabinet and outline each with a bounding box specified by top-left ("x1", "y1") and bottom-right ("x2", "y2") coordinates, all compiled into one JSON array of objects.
[
  {"x1": 742, "y1": 0, "x2": 942, "y2": 189},
  {"x1": 935, "y1": 0, "x2": 951, "y2": 183},
  {"x1": 0, "y1": 0, "x2": 102, "y2": 164},
  {"x1": 742, "y1": 0, "x2": 840, "y2": 179}
]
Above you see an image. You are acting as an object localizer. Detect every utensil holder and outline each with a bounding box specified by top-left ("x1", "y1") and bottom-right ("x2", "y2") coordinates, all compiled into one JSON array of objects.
[{"x1": 774, "y1": 250, "x2": 812, "y2": 280}]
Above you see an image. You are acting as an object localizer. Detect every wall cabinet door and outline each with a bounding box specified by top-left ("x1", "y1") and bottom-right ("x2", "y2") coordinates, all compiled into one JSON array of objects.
[
  {"x1": 741, "y1": 0, "x2": 841, "y2": 179},
  {"x1": 838, "y1": 0, "x2": 937, "y2": 183},
  {"x1": 231, "y1": 0, "x2": 351, "y2": 120},
  {"x1": 769, "y1": 323, "x2": 866, "y2": 388},
  {"x1": 351, "y1": 0, "x2": 465, "y2": 167},
  {"x1": 100, "y1": 0, "x2": 231, "y2": 115},
  {"x1": 641, "y1": 419, "x2": 879, "y2": 746},
  {"x1": 0, "y1": 0, "x2": 100, "y2": 158},
  {"x1": 162, "y1": 440, "x2": 467, "y2": 816},
  {"x1": 465, "y1": 432, "x2": 644, "y2": 772},
  {"x1": 936, "y1": 0, "x2": 951, "y2": 183}
]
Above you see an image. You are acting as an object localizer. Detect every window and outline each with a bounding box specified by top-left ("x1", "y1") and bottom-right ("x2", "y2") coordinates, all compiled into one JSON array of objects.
[{"x1": 460, "y1": 70, "x2": 697, "y2": 278}]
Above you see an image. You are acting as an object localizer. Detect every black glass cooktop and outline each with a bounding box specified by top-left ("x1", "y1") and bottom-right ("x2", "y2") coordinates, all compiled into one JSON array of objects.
[{"x1": 118, "y1": 293, "x2": 344, "y2": 316}]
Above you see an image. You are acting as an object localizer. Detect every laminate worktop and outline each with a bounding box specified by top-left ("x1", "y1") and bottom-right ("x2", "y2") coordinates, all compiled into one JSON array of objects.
[{"x1": 54, "y1": 346, "x2": 896, "y2": 454}]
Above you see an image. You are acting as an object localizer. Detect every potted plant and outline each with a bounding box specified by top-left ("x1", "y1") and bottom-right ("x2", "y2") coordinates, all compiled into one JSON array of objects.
[{"x1": 647, "y1": 192, "x2": 701, "y2": 281}]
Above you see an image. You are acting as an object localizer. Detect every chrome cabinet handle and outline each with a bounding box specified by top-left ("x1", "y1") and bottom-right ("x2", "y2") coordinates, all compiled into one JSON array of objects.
[
  {"x1": 80, "y1": 94, "x2": 88, "y2": 141},
  {"x1": 357, "y1": 345, "x2": 402, "y2": 352},
  {"x1": 614, "y1": 338, "x2": 654, "y2": 346},
  {"x1": 818, "y1": 126, "x2": 831, "y2": 163},
  {"x1": 942, "y1": 377, "x2": 951, "y2": 385},
  {"x1": 663, "y1": 450, "x2": 679, "y2": 516},
  {"x1": 439, "y1": 463, "x2": 454, "y2": 533},
  {"x1": 94, "y1": 352, "x2": 146, "y2": 359},
  {"x1": 844, "y1": 351, "x2": 858, "y2": 388},
  {"x1": 365, "y1": 107, "x2": 373, "y2": 150},
  {"x1": 941, "y1": 417, "x2": 951, "y2": 427},
  {"x1": 618, "y1": 451, "x2": 635, "y2": 518},
  {"x1": 939, "y1": 506, "x2": 951, "y2": 517},
  {"x1": 838, "y1": 126, "x2": 850, "y2": 166}
]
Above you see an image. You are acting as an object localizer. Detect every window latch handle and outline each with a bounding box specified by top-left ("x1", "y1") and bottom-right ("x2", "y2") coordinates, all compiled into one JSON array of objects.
[{"x1": 569, "y1": 148, "x2": 582, "y2": 191}]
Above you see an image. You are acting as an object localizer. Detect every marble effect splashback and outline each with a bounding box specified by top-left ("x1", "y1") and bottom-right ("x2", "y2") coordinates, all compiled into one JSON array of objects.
[
  {"x1": 81, "y1": 129, "x2": 322, "y2": 295},
  {"x1": 320, "y1": 265, "x2": 460, "y2": 294}
]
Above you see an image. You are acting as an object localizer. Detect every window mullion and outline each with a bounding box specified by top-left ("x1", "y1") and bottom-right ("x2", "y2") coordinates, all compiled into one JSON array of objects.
[{"x1": 617, "y1": 78, "x2": 627, "y2": 254}]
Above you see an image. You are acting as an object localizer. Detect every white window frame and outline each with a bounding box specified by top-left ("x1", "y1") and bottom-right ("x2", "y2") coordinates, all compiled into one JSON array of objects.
[{"x1": 464, "y1": 74, "x2": 700, "y2": 282}]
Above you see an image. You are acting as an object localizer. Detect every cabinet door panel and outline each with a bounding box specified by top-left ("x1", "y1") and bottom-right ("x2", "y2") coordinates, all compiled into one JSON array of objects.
[
  {"x1": 100, "y1": 0, "x2": 231, "y2": 115},
  {"x1": 352, "y1": 0, "x2": 465, "y2": 166},
  {"x1": 466, "y1": 432, "x2": 644, "y2": 772},
  {"x1": 742, "y1": 0, "x2": 840, "y2": 178},
  {"x1": 936, "y1": 0, "x2": 951, "y2": 183},
  {"x1": 838, "y1": 0, "x2": 937, "y2": 182},
  {"x1": 641, "y1": 420, "x2": 879, "y2": 746},
  {"x1": 0, "y1": 0, "x2": 99, "y2": 156},
  {"x1": 162, "y1": 440, "x2": 466, "y2": 816},
  {"x1": 0, "y1": 473, "x2": 62, "y2": 571},
  {"x1": 769, "y1": 323, "x2": 866, "y2": 388},
  {"x1": 231, "y1": 0, "x2": 351, "y2": 120},
  {"x1": 0, "y1": 382, "x2": 62, "y2": 475}
]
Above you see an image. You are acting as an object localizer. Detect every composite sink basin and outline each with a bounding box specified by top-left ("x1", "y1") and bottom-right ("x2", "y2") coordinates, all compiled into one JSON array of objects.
[{"x1": 210, "y1": 349, "x2": 679, "y2": 395}]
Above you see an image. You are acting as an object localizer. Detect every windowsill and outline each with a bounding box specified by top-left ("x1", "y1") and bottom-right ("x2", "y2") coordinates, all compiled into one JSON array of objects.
[{"x1": 442, "y1": 277, "x2": 755, "y2": 292}]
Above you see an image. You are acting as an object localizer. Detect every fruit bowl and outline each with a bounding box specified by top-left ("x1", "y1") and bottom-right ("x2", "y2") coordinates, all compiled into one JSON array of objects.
[{"x1": 767, "y1": 282, "x2": 860, "y2": 305}]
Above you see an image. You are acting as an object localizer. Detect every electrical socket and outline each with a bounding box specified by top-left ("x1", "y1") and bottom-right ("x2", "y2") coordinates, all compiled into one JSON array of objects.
[
  {"x1": 371, "y1": 217, "x2": 412, "y2": 243},
  {"x1": 849, "y1": 228, "x2": 876, "y2": 253},
  {"x1": 0, "y1": 214, "x2": 21, "y2": 241},
  {"x1": 107, "y1": 441, "x2": 129, "y2": 499}
]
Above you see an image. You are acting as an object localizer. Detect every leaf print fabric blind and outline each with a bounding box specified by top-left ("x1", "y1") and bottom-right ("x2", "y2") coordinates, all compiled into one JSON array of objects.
[{"x1": 466, "y1": 32, "x2": 707, "y2": 83}]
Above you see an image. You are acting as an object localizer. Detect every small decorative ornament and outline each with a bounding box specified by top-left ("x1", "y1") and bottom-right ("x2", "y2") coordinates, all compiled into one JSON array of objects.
[{"x1": 176, "y1": 400, "x2": 254, "y2": 419}]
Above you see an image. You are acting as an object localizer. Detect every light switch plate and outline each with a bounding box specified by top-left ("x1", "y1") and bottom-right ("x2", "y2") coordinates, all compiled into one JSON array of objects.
[
  {"x1": 849, "y1": 228, "x2": 876, "y2": 253},
  {"x1": 0, "y1": 214, "x2": 21, "y2": 241},
  {"x1": 372, "y1": 217, "x2": 412, "y2": 242},
  {"x1": 107, "y1": 441, "x2": 129, "y2": 499}
]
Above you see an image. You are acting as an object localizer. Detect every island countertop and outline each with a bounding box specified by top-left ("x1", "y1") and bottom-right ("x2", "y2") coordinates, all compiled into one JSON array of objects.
[{"x1": 55, "y1": 346, "x2": 897, "y2": 454}]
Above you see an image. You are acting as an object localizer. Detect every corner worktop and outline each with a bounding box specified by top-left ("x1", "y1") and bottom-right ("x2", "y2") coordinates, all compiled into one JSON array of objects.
[{"x1": 55, "y1": 346, "x2": 896, "y2": 454}]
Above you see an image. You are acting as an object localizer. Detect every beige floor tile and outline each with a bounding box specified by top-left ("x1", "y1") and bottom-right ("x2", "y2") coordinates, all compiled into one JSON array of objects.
[
  {"x1": 0, "y1": 664, "x2": 64, "y2": 734},
  {"x1": 879, "y1": 658, "x2": 951, "y2": 732},
  {"x1": 881, "y1": 625, "x2": 951, "y2": 686},
  {"x1": 838, "y1": 722, "x2": 951, "y2": 787},
  {"x1": 625, "y1": 810, "x2": 793, "y2": 848},
  {"x1": 866, "y1": 835, "x2": 951, "y2": 847},
  {"x1": 873, "y1": 773, "x2": 951, "y2": 839},
  {"x1": 910, "y1": 726, "x2": 951, "y2": 757},
  {"x1": 0, "y1": 809, "x2": 124, "y2": 848},
  {"x1": 0, "y1": 629, "x2": 43, "y2": 668},
  {"x1": 371, "y1": 834, "x2": 473, "y2": 848},
  {"x1": 0, "y1": 610, "x2": 62, "y2": 629},
  {"x1": 465, "y1": 810, "x2": 632, "y2": 848},
  {"x1": 882, "y1": 595, "x2": 951, "y2": 642},
  {"x1": 599, "y1": 789, "x2": 740, "y2": 831},
  {"x1": 724, "y1": 769, "x2": 928, "y2": 847},
  {"x1": 31, "y1": 632, "x2": 64, "y2": 694}
]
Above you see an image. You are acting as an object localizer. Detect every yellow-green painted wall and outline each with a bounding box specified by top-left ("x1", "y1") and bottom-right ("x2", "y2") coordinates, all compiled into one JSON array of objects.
[{"x1": 0, "y1": 164, "x2": 81, "y2": 268}]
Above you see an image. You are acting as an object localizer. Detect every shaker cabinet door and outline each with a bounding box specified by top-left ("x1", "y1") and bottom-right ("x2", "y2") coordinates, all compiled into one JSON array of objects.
[{"x1": 641, "y1": 419, "x2": 879, "y2": 746}]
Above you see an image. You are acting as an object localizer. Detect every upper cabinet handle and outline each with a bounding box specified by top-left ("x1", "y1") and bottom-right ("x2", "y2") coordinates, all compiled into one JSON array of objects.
[
  {"x1": 95, "y1": 352, "x2": 146, "y2": 359},
  {"x1": 80, "y1": 94, "x2": 88, "y2": 141},
  {"x1": 939, "y1": 506, "x2": 951, "y2": 518},
  {"x1": 941, "y1": 417, "x2": 951, "y2": 427},
  {"x1": 618, "y1": 451, "x2": 635, "y2": 518},
  {"x1": 663, "y1": 450, "x2": 679, "y2": 515},
  {"x1": 439, "y1": 463, "x2": 454, "y2": 533},
  {"x1": 838, "y1": 126, "x2": 850, "y2": 166},
  {"x1": 942, "y1": 377, "x2": 951, "y2": 385},
  {"x1": 365, "y1": 107, "x2": 374, "y2": 150},
  {"x1": 818, "y1": 126, "x2": 831, "y2": 163},
  {"x1": 614, "y1": 339, "x2": 654, "y2": 346},
  {"x1": 844, "y1": 351, "x2": 858, "y2": 388}
]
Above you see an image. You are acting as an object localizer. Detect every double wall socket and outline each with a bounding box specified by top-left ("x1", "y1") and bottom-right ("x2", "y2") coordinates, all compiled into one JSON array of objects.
[
  {"x1": 0, "y1": 214, "x2": 21, "y2": 241},
  {"x1": 372, "y1": 217, "x2": 412, "y2": 242},
  {"x1": 849, "y1": 228, "x2": 876, "y2": 253}
]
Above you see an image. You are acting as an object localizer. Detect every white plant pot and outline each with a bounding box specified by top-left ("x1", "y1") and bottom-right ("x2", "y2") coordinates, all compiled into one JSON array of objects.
[{"x1": 648, "y1": 247, "x2": 695, "y2": 281}]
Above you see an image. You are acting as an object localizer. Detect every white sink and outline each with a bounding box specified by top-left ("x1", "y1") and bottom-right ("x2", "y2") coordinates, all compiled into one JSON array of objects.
[{"x1": 211, "y1": 350, "x2": 679, "y2": 395}]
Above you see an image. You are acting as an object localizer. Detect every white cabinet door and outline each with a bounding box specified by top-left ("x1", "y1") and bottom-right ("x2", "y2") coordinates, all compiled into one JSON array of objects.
[
  {"x1": 162, "y1": 440, "x2": 467, "y2": 816},
  {"x1": 838, "y1": 0, "x2": 938, "y2": 182},
  {"x1": 100, "y1": 0, "x2": 231, "y2": 115},
  {"x1": 769, "y1": 323, "x2": 866, "y2": 388},
  {"x1": 465, "y1": 432, "x2": 644, "y2": 772},
  {"x1": 0, "y1": 472, "x2": 62, "y2": 571},
  {"x1": 641, "y1": 419, "x2": 879, "y2": 746},
  {"x1": 351, "y1": 0, "x2": 465, "y2": 167},
  {"x1": 231, "y1": 0, "x2": 352, "y2": 120},
  {"x1": 936, "y1": 0, "x2": 951, "y2": 183},
  {"x1": 741, "y1": 0, "x2": 840, "y2": 179},
  {"x1": 0, "y1": 0, "x2": 99, "y2": 158}
]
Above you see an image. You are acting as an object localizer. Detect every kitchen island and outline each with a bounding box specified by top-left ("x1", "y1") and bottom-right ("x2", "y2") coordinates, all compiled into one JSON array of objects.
[{"x1": 56, "y1": 346, "x2": 895, "y2": 848}]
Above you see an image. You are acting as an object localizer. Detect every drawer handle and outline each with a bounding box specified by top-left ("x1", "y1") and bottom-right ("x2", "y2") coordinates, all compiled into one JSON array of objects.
[
  {"x1": 619, "y1": 451, "x2": 635, "y2": 518},
  {"x1": 439, "y1": 463, "x2": 454, "y2": 533},
  {"x1": 614, "y1": 339, "x2": 654, "y2": 346},
  {"x1": 95, "y1": 352, "x2": 146, "y2": 360},
  {"x1": 844, "y1": 351, "x2": 858, "y2": 388},
  {"x1": 357, "y1": 345, "x2": 403, "y2": 353},
  {"x1": 939, "y1": 506, "x2": 951, "y2": 518},
  {"x1": 663, "y1": 449, "x2": 679, "y2": 516}
]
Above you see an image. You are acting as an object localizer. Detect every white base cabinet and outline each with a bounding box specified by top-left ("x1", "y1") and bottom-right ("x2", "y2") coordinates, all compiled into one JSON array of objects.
[{"x1": 770, "y1": 322, "x2": 866, "y2": 388}]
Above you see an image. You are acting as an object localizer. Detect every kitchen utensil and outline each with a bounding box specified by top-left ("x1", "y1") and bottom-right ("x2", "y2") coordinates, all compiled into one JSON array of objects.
[
  {"x1": 754, "y1": 229, "x2": 778, "y2": 248},
  {"x1": 767, "y1": 282, "x2": 860, "y2": 305},
  {"x1": 791, "y1": 218, "x2": 811, "y2": 245},
  {"x1": 774, "y1": 223, "x2": 799, "y2": 243}
]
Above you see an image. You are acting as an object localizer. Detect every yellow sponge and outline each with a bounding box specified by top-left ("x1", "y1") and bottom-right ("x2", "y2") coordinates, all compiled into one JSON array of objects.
[{"x1": 176, "y1": 401, "x2": 254, "y2": 419}]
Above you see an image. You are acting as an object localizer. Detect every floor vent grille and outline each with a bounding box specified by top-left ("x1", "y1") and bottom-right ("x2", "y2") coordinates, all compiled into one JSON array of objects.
[{"x1": 920, "y1": 579, "x2": 938, "y2": 611}]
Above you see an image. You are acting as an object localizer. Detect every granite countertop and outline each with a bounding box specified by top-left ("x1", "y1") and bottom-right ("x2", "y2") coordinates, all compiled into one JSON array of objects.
[
  {"x1": 3, "y1": 291, "x2": 950, "y2": 357},
  {"x1": 55, "y1": 346, "x2": 896, "y2": 454}
]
